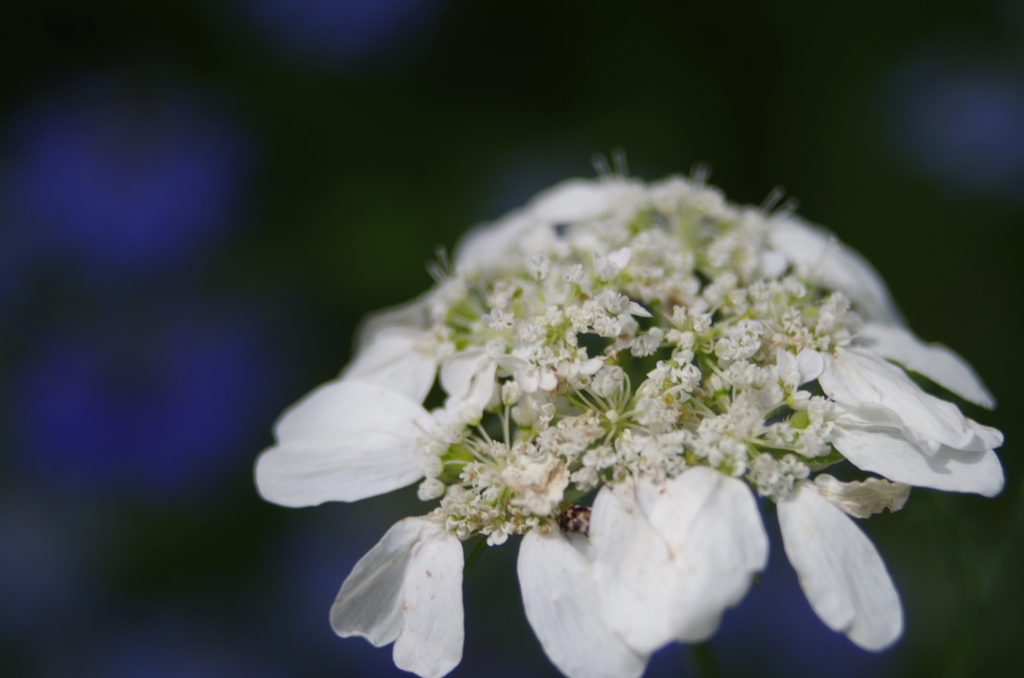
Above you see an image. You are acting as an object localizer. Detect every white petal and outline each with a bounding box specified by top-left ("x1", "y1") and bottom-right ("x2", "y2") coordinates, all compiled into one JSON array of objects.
[
  {"x1": 796, "y1": 348, "x2": 824, "y2": 385},
  {"x1": 440, "y1": 349, "x2": 497, "y2": 418},
  {"x1": 439, "y1": 349, "x2": 489, "y2": 401},
  {"x1": 590, "y1": 483, "x2": 678, "y2": 654},
  {"x1": 778, "y1": 482, "x2": 903, "y2": 651},
  {"x1": 768, "y1": 216, "x2": 903, "y2": 324},
  {"x1": 453, "y1": 211, "x2": 535, "y2": 276},
  {"x1": 857, "y1": 323, "x2": 996, "y2": 409},
  {"x1": 813, "y1": 474, "x2": 909, "y2": 519},
  {"x1": 393, "y1": 521, "x2": 465, "y2": 678},
  {"x1": 775, "y1": 348, "x2": 800, "y2": 388},
  {"x1": 626, "y1": 301, "x2": 653, "y2": 318},
  {"x1": 255, "y1": 380, "x2": 431, "y2": 506},
  {"x1": 595, "y1": 247, "x2": 632, "y2": 281},
  {"x1": 331, "y1": 518, "x2": 424, "y2": 646},
  {"x1": 777, "y1": 348, "x2": 823, "y2": 389},
  {"x1": 342, "y1": 327, "x2": 437, "y2": 403},
  {"x1": 515, "y1": 366, "x2": 540, "y2": 394},
  {"x1": 530, "y1": 179, "x2": 619, "y2": 223},
  {"x1": 833, "y1": 406, "x2": 1004, "y2": 497},
  {"x1": 331, "y1": 518, "x2": 465, "y2": 678},
  {"x1": 970, "y1": 421, "x2": 1004, "y2": 450},
  {"x1": 518, "y1": 530, "x2": 647, "y2": 678},
  {"x1": 820, "y1": 348, "x2": 987, "y2": 452},
  {"x1": 759, "y1": 249, "x2": 788, "y2": 278},
  {"x1": 579, "y1": 357, "x2": 605, "y2": 376},
  {"x1": 638, "y1": 468, "x2": 768, "y2": 641},
  {"x1": 354, "y1": 293, "x2": 432, "y2": 351}
]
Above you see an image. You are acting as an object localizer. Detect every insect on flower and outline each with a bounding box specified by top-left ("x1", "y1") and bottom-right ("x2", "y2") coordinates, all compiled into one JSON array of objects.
[{"x1": 556, "y1": 504, "x2": 592, "y2": 537}]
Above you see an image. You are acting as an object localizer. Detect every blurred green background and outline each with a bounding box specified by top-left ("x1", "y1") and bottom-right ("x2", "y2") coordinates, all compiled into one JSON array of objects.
[{"x1": 1, "y1": 1, "x2": 1022, "y2": 677}]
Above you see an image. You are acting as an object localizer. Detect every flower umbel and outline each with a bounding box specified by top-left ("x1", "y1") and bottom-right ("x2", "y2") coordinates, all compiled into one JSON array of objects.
[{"x1": 255, "y1": 172, "x2": 1004, "y2": 678}]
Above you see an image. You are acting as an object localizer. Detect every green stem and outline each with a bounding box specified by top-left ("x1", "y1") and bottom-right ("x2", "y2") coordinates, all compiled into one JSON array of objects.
[
  {"x1": 688, "y1": 641, "x2": 721, "y2": 678},
  {"x1": 463, "y1": 537, "x2": 487, "y2": 576}
]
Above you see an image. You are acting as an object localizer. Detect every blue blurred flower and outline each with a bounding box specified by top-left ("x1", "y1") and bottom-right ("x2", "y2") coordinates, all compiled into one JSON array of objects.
[
  {"x1": 90, "y1": 613, "x2": 293, "y2": 678},
  {"x1": 236, "y1": 0, "x2": 443, "y2": 68},
  {"x1": 0, "y1": 76, "x2": 250, "y2": 283},
  {"x1": 885, "y1": 50, "x2": 1024, "y2": 200},
  {"x1": 0, "y1": 491, "x2": 101, "y2": 638},
  {"x1": 8, "y1": 304, "x2": 281, "y2": 499}
]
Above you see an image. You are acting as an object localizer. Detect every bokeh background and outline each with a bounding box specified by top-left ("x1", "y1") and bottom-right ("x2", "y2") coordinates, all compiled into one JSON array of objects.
[{"x1": 1, "y1": 2, "x2": 1022, "y2": 677}]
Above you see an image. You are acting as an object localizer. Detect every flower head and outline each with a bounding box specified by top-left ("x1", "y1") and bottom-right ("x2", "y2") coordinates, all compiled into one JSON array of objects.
[{"x1": 255, "y1": 172, "x2": 1003, "y2": 677}]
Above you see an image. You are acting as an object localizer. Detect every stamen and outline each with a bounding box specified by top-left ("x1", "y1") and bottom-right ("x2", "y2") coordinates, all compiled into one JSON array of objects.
[
  {"x1": 760, "y1": 185, "x2": 785, "y2": 214},
  {"x1": 591, "y1": 153, "x2": 613, "y2": 181}
]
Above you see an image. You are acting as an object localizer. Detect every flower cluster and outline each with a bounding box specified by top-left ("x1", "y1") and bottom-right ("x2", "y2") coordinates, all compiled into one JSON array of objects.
[{"x1": 255, "y1": 174, "x2": 1004, "y2": 678}]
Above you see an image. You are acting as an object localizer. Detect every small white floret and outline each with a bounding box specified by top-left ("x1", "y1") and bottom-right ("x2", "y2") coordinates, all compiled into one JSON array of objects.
[{"x1": 595, "y1": 247, "x2": 632, "y2": 282}]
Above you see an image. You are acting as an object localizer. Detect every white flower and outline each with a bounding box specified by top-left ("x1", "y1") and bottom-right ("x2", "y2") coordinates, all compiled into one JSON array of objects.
[{"x1": 256, "y1": 171, "x2": 1004, "y2": 678}]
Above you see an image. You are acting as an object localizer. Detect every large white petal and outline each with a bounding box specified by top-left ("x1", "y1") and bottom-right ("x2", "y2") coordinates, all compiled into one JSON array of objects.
[
  {"x1": 820, "y1": 348, "x2": 988, "y2": 452},
  {"x1": 833, "y1": 406, "x2": 1004, "y2": 497},
  {"x1": 637, "y1": 468, "x2": 769, "y2": 641},
  {"x1": 590, "y1": 483, "x2": 679, "y2": 654},
  {"x1": 255, "y1": 380, "x2": 431, "y2": 506},
  {"x1": 454, "y1": 179, "x2": 643, "y2": 277},
  {"x1": 331, "y1": 518, "x2": 465, "y2": 678},
  {"x1": 530, "y1": 178, "x2": 619, "y2": 222},
  {"x1": 767, "y1": 216, "x2": 903, "y2": 325},
  {"x1": 454, "y1": 211, "x2": 537, "y2": 276},
  {"x1": 778, "y1": 482, "x2": 903, "y2": 651},
  {"x1": 331, "y1": 518, "x2": 423, "y2": 647},
  {"x1": 518, "y1": 530, "x2": 648, "y2": 678},
  {"x1": 393, "y1": 521, "x2": 464, "y2": 678},
  {"x1": 857, "y1": 323, "x2": 995, "y2": 409},
  {"x1": 342, "y1": 327, "x2": 438, "y2": 403},
  {"x1": 354, "y1": 292, "x2": 432, "y2": 350}
]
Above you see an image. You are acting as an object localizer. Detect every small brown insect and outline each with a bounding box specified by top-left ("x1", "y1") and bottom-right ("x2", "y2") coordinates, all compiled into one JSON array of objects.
[{"x1": 556, "y1": 504, "x2": 592, "y2": 537}]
